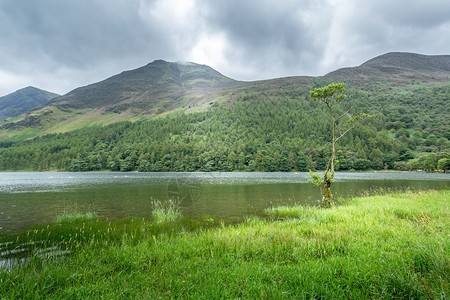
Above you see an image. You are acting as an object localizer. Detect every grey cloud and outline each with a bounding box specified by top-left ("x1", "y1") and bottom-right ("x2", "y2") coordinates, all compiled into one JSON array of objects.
[
  {"x1": 0, "y1": 0, "x2": 449, "y2": 96},
  {"x1": 0, "y1": 0, "x2": 184, "y2": 94},
  {"x1": 366, "y1": 0, "x2": 450, "y2": 28},
  {"x1": 199, "y1": 0, "x2": 331, "y2": 77},
  {"x1": 0, "y1": 0, "x2": 171, "y2": 69},
  {"x1": 342, "y1": 0, "x2": 450, "y2": 46},
  {"x1": 321, "y1": 0, "x2": 450, "y2": 72}
]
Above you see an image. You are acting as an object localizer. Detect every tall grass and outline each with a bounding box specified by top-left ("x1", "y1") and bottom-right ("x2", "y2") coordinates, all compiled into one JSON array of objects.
[
  {"x1": 0, "y1": 190, "x2": 448, "y2": 298},
  {"x1": 151, "y1": 198, "x2": 182, "y2": 223},
  {"x1": 56, "y1": 211, "x2": 97, "y2": 223}
]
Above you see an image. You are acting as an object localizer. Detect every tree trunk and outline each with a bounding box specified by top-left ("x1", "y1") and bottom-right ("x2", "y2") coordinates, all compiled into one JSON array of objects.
[
  {"x1": 321, "y1": 113, "x2": 336, "y2": 208},
  {"x1": 321, "y1": 172, "x2": 333, "y2": 207}
]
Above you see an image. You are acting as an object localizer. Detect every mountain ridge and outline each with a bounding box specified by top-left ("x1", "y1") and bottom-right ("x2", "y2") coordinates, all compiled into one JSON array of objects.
[
  {"x1": 324, "y1": 52, "x2": 450, "y2": 83},
  {"x1": 361, "y1": 52, "x2": 450, "y2": 71},
  {"x1": 1, "y1": 52, "x2": 449, "y2": 140}
]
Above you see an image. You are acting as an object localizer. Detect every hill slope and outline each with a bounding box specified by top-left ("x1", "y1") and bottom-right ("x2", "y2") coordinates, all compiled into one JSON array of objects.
[
  {"x1": 0, "y1": 86, "x2": 59, "y2": 122},
  {"x1": 324, "y1": 52, "x2": 450, "y2": 84},
  {"x1": 0, "y1": 60, "x2": 252, "y2": 139},
  {"x1": 51, "y1": 60, "x2": 244, "y2": 111},
  {"x1": 0, "y1": 52, "x2": 449, "y2": 141},
  {"x1": 0, "y1": 82, "x2": 447, "y2": 172}
]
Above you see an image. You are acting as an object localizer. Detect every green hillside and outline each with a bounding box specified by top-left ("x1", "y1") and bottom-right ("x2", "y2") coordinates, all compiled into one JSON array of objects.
[
  {"x1": 0, "y1": 52, "x2": 448, "y2": 172},
  {"x1": 0, "y1": 60, "x2": 251, "y2": 139},
  {"x1": 0, "y1": 86, "x2": 59, "y2": 122},
  {"x1": 0, "y1": 80, "x2": 448, "y2": 172}
]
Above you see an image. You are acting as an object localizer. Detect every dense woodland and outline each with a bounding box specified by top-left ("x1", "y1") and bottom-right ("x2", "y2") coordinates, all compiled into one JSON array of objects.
[{"x1": 0, "y1": 83, "x2": 449, "y2": 172}]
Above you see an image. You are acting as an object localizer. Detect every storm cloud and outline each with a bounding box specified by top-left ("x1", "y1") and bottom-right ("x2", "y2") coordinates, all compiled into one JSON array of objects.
[{"x1": 0, "y1": 0, "x2": 449, "y2": 95}]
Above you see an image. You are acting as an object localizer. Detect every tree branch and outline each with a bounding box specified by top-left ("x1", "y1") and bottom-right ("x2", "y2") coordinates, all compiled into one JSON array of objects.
[
  {"x1": 335, "y1": 124, "x2": 355, "y2": 142},
  {"x1": 336, "y1": 107, "x2": 353, "y2": 121}
]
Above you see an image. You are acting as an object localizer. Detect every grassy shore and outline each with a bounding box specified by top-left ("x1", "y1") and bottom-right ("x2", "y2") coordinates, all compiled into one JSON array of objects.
[{"x1": 1, "y1": 190, "x2": 448, "y2": 299}]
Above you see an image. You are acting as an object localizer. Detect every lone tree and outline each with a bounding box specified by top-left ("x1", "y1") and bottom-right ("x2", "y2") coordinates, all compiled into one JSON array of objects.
[{"x1": 309, "y1": 83, "x2": 366, "y2": 207}]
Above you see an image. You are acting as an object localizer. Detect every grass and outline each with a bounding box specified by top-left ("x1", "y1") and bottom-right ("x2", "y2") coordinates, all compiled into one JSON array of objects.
[
  {"x1": 151, "y1": 198, "x2": 182, "y2": 224},
  {"x1": 0, "y1": 190, "x2": 448, "y2": 298},
  {"x1": 55, "y1": 211, "x2": 97, "y2": 223}
]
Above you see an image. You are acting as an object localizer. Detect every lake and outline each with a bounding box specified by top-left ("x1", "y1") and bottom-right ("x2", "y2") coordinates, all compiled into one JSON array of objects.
[{"x1": 0, "y1": 172, "x2": 449, "y2": 231}]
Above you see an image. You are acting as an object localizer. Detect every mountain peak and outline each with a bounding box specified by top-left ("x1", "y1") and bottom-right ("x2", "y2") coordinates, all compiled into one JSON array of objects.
[
  {"x1": 22, "y1": 59, "x2": 240, "y2": 115},
  {"x1": 8, "y1": 86, "x2": 41, "y2": 94},
  {"x1": 148, "y1": 59, "x2": 169, "y2": 65},
  {"x1": 21, "y1": 86, "x2": 37, "y2": 91},
  {"x1": 0, "y1": 87, "x2": 59, "y2": 122}
]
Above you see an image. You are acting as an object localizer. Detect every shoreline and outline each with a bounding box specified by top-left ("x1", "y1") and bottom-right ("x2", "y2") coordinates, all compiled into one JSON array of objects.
[{"x1": 0, "y1": 169, "x2": 448, "y2": 173}]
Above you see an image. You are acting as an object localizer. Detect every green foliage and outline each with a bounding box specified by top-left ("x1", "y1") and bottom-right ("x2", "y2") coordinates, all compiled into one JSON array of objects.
[
  {"x1": 437, "y1": 157, "x2": 450, "y2": 172},
  {"x1": 308, "y1": 170, "x2": 323, "y2": 186},
  {"x1": 394, "y1": 161, "x2": 412, "y2": 171},
  {"x1": 310, "y1": 82, "x2": 346, "y2": 104}
]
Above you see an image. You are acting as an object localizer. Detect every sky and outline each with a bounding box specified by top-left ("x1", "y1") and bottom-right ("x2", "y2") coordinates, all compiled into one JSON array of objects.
[{"x1": 1, "y1": 0, "x2": 449, "y2": 96}]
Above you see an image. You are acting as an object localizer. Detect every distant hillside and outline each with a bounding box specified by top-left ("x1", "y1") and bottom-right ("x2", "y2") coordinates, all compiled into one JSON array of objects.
[
  {"x1": 51, "y1": 60, "x2": 245, "y2": 111},
  {"x1": 362, "y1": 52, "x2": 450, "y2": 71},
  {"x1": 0, "y1": 52, "x2": 449, "y2": 141},
  {"x1": 324, "y1": 52, "x2": 450, "y2": 84},
  {"x1": 0, "y1": 86, "x2": 59, "y2": 122},
  {"x1": 0, "y1": 60, "x2": 253, "y2": 138}
]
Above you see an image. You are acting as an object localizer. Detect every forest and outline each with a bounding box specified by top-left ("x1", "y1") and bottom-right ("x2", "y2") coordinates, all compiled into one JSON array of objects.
[{"x1": 0, "y1": 83, "x2": 449, "y2": 172}]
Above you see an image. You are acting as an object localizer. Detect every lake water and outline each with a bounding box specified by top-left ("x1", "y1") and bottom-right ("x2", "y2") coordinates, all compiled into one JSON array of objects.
[{"x1": 0, "y1": 172, "x2": 449, "y2": 231}]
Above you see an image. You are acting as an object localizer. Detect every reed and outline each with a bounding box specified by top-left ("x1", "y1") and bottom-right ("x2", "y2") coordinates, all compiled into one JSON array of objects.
[
  {"x1": 56, "y1": 211, "x2": 97, "y2": 223},
  {"x1": 151, "y1": 198, "x2": 182, "y2": 223}
]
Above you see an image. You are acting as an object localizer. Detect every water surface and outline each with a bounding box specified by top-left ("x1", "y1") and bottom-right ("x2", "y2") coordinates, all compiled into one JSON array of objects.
[{"x1": 0, "y1": 172, "x2": 448, "y2": 231}]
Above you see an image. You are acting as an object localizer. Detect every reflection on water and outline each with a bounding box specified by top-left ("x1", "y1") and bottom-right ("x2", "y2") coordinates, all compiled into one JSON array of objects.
[
  {"x1": 0, "y1": 172, "x2": 449, "y2": 231},
  {"x1": 0, "y1": 239, "x2": 71, "y2": 271}
]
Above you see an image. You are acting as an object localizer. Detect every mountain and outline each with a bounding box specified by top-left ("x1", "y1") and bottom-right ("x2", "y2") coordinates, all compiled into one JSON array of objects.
[
  {"x1": 0, "y1": 53, "x2": 448, "y2": 172},
  {"x1": 324, "y1": 52, "x2": 450, "y2": 84},
  {"x1": 0, "y1": 52, "x2": 449, "y2": 141},
  {"x1": 361, "y1": 52, "x2": 450, "y2": 72},
  {"x1": 0, "y1": 86, "x2": 59, "y2": 122},
  {"x1": 51, "y1": 60, "x2": 245, "y2": 111},
  {"x1": 0, "y1": 60, "x2": 251, "y2": 138}
]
